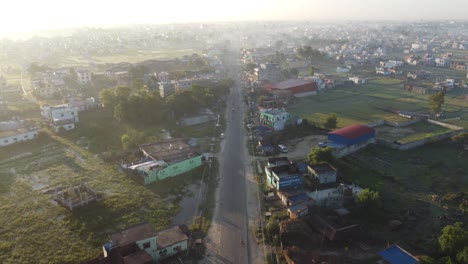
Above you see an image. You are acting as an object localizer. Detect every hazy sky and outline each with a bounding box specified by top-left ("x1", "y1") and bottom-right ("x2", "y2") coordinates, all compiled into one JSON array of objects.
[{"x1": 0, "y1": 0, "x2": 467, "y2": 38}]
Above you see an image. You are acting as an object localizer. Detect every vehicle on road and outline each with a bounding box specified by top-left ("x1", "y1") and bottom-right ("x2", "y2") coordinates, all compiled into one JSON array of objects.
[
  {"x1": 220, "y1": 133, "x2": 225, "y2": 139},
  {"x1": 277, "y1": 144, "x2": 288, "y2": 153},
  {"x1": 318, "y1": 141, "x2": 327, "y2": 147}
]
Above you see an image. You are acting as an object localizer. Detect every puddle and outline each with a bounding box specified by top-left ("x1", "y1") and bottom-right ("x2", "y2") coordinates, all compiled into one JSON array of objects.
[{"x1": 172, "y1": 182, "x2": 202, "y2": 225}]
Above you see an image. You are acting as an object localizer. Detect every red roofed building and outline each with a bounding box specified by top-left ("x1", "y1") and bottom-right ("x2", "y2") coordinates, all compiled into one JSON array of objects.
[
  {"x1": 326, "y1": 124, "x2": 376, "y2": 156},
  {"x1": 269, "y1": 79, "x2": 318, "y2": 97}
]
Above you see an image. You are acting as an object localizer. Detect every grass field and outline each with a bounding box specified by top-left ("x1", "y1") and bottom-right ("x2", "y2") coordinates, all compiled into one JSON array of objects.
[
  {"x1": 0, "y1": 132, "x2": 208, "y2": 263},
  {"x1": 288, "y1": 77, "x2": 468, "y2": 130}
]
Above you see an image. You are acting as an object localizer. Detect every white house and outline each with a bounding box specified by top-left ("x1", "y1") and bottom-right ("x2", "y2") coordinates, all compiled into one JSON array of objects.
[
  {"x1": 0, "y1": 121, "x2": 39, "y2": 147},
  {"x1": 259, "y1": 108, "x2": 291, "y2": 131},
  {"x1": 76, "y1": 70, "x2": 92, "y2": 85},
  {"x1": 336, "y1": 66, "x2": 350, "y2": 73},
  {"x1": 40, "y1": 104, "x2": 79, "y2": 132}
]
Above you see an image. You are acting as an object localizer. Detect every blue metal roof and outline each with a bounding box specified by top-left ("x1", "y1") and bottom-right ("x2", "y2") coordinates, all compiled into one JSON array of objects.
[{"x1": 379, "y1": 245, "x2": 419, "y2": 264}]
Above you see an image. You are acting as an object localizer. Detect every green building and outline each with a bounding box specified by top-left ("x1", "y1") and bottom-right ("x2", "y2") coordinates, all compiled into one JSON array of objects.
[
  {"x1": 102, "y1": 223, "x2": 188, "y2": 263},
  {"x1": 128, "y1": 139, "x2": 204, "y2": 185}
]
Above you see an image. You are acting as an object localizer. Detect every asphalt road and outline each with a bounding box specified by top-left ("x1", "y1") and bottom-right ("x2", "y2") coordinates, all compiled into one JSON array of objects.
[{"x1": 204, "y1": 43, "x2": 258, "y2": 263}]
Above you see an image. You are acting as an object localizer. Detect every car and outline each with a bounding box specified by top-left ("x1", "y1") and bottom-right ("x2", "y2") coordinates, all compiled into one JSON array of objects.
[
  {"x1": 318, "y1": 141, "x2": 327, "y2": 147},
  {"x1": 246, "y1": 123, "x2": 253, "y2": 129},
  {"x1": 220, "y1": 133, "x2": 225, "y2": 139},
  {"x1": 277, "y1": 144, "x2": 288, "y2": 153}
]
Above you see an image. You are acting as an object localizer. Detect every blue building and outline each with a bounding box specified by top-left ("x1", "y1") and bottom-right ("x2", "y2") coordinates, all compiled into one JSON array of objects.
[
  {"x1": 265, "y1": 163, "x2": 303, "y2": 191},
  {"x1": 327, "y1": 124, "x2": 375, "y2": 146},
  {"x1": 379, "y1": 244, "x2": 420, "y2": 264}
]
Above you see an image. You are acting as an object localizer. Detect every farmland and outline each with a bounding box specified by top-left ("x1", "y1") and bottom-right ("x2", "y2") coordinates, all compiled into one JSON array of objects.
[{"x1": 288, "y1": 77, "x2": 468, "y2": 130}]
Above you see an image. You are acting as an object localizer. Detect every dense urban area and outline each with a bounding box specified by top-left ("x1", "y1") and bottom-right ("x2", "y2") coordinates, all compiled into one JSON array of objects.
[{"x1": 0, "y1": 21, "x2": 467, "y2": 264}]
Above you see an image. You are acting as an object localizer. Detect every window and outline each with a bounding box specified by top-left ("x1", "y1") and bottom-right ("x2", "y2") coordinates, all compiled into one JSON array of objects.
[
  {"x1": 61, "y1": 113, "x2": 64, "y2": 117},
  {"x1": 142, "y1": 242, "x2": 151, "y2": 249},
  {"x1": 71, "y1": 112, "x2": 74, "y2": 115},
  {"x1": 3, "y1": 140, "x2": 8, "y2": 143},
  {"x1": 24, "y1": 135, "x2": 28, "y2": 138},
  {"x1": 159, "y1": 248, "x2": 167, "y2": 257},
  {"x1": 173, "y1": 245, "x2": 182, "y2": 252}
]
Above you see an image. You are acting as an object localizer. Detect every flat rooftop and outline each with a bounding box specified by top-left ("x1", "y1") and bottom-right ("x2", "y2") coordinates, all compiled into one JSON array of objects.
[
  {"x1": 267, "y1": 157, "x2": 292, "y2": 167},
  {"x1": 308, "y1": 164, "x2": 336, "y2": 175},
  {"x1": 111, "y1": 223, "x2": 157, "y2": 247},
  {"x1": 269, "y1": 164, "x2": 301, "y2": 179},
  {"x1": 156, "y1": 226, "x2": 188, "y2": 249},
  {"x1": 140, "y1": 138, "x2": 197, "y2": 161}
]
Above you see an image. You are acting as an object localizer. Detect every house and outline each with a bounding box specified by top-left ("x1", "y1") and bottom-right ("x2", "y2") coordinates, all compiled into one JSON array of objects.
[
  {"x1": 179, "y1": 108, "x2": 217, "y2": 126},
  {"x1": 76, "y1": 70, "x2": 92, "y2": 85},
  {"x1": 308, "y1": 163, "x2": 337, "y2": 185},
  {"x1": 269, "y1": 79, "x2": 318, "y2": 97},
  {"x1": 450, "y1": 61, "x2": 467, "y2": 71},
  {"x1": 403, "y1": 84, "x2": 428, "y2": 95},
  {"x1": 259, "y1": 108, "x2": 292, "y2": 131},
  {"x1": 336, "y1": 66, "x2": 350, "y2": 73},
  {"x1": 67, "y1": 96, "x2": 101, "y2": 111},
  {"x1": 126, "y1": 139, "x2": 203, "y2": 185},
  {"x1": 175, "y1": 79, "x2": 193, "y2": 91},
  {"x1": 256, "y1": 63, "x2": 284, "y2": 83},
  {"x1": 40, "y1": 104, "x2": 79, "y2": 132},
  {"x1": 327, "y1": 124, "x2": 376, "y2": 157},
  {"x1": 158, "y1": 81, "x2": 177, "y2": 98},
  {"x1": 378, "y1": 244, "x2": 420, "y2": 264},
  {"x1": 94, "y1": 223, "x2": 188, "y2": 264},
  {"x1": 157, "y1": 72, "x2": 170, "y2": 82},
  {"x1": 348, "y1": 76, "x2": 366, "y2": 85},
  {"x1": 0, "y1": 121, "x2": 39, "y2": 147},
  {"x1": 265, "y1": 163, "x2": 303, "y2": 191}
]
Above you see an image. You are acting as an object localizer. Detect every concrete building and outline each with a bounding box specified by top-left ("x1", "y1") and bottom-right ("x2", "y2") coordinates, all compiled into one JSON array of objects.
[
  {"x1": 269, "y1": 79, "x2": 318, "y2": 97},
  {"x1": 265, "y1": 163, "x2": 303, "y2": 191},
  {"x1": 256, "y1": 63, "x2": 283, "y2": 83},
  {"x1": 308, "y1": 163, "x2": 337, "y2": 185},
  {"x1": 176, "y1": 79, "x2": 193, "y2": 91},
  {"x1": 97, "y1": 223, "x2": 188, "y2": 264},
  {"x1": 259, "y1": 108, "x2": 291, "y2": 131},
  {"x1": 157, "y1": 72, "x2": 170, "y2": 82},
  {"x1": 158, "y1": 82, "x2": 176, "y2": 98},
  {"x1": 0, "y1": 121, "x2": 39, "y2": 147},
  {"x1": 76, "y1": 70, "x2": 92, "y2": 85},
  {"x1": 127, "y1": 139, "x2": 204, "y2": 185},
  {"x1": 40, "y1": 104, "x2": 79, "y2": 132}
]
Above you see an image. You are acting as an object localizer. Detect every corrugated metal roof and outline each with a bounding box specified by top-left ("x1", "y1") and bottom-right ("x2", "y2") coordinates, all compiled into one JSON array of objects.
[
  {"x1": 271, "y1": 79, "x2": 317, "y2": 90},
  {"x1": 379, "y1": 244, "x2": 419, "y2": 264},
  {"x1": 328, "y1": 124, "x2": 374, "y2": 139}
]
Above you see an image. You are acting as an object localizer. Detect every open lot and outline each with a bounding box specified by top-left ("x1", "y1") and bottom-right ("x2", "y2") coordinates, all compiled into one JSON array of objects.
[
  {"x1": 0, "y1": 133, "x2": 206, "y2": 263},
  {"x1": 288, "y1": 77, "x2": 468, "y2": 129},
  {"x1": 375, "y1": 122, "x2": 454, "y2": 143}
]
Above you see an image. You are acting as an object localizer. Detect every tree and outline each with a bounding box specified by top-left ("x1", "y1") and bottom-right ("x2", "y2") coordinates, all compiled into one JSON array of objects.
[
  {"x1": 289, "y1": 68, "x2": 299, "y2": 78},
  {"x1": 121, "y1": 134, "x2": 131, "y2": 150},
  {"x1": 438, "y1": 222, "x2": 468, "y2": 256},
  {"x1": 265, "y1": 217, "x2": 279, "y2": 238},
  {"x1": 308, "y1": 147, "x2": 334, "y2": 164},
  {"x1": 457, "y1": 247, "x2": 468, "y2": 263},
  {"x1": 356, "y1": 189, "x2": 380, "y2": 210},
  {"x1": 257, "y1": 96, "x2": 267, "y2": 107},
  {"x1": 429, "y1": 91, "x2": 445, "y2": 115},
  {"x1": 452, "y1": 132, "x2": 468, "y2": 147},
  {"x1": 323, "y1": 113, "x2": 338, "y2": 130},
  {"x1": 309, "y1": 66, "x2": 315, "y2": 76}
]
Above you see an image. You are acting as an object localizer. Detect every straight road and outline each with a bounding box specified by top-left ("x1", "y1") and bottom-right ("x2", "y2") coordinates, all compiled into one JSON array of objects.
[{"x1": 204, "y1": 44, "x2": 264, "y2": 263}]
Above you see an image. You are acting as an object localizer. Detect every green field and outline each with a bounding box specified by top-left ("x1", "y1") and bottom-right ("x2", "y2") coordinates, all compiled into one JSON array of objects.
[{"x1": 288, "y1": 78, "x2": 468, "y2": 129}]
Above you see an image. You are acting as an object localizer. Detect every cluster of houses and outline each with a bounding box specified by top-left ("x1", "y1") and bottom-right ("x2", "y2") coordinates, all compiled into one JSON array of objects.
[
  {"x1": 85, "y1": 223, "x2": 190, "y2": 264},
  {"x1": 31, "y1": 69, "x2": 92, "y2": 99}
]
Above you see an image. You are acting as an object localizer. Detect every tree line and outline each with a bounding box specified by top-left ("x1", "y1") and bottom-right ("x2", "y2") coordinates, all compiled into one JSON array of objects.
[{"x1": 100, "y1": 79, "x2": 233, "y2": 125}]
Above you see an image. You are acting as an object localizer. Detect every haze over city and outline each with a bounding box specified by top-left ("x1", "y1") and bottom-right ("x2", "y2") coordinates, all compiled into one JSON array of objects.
[{"x1": 1, "y1": 0, "x2": 467, "y2": 38}]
